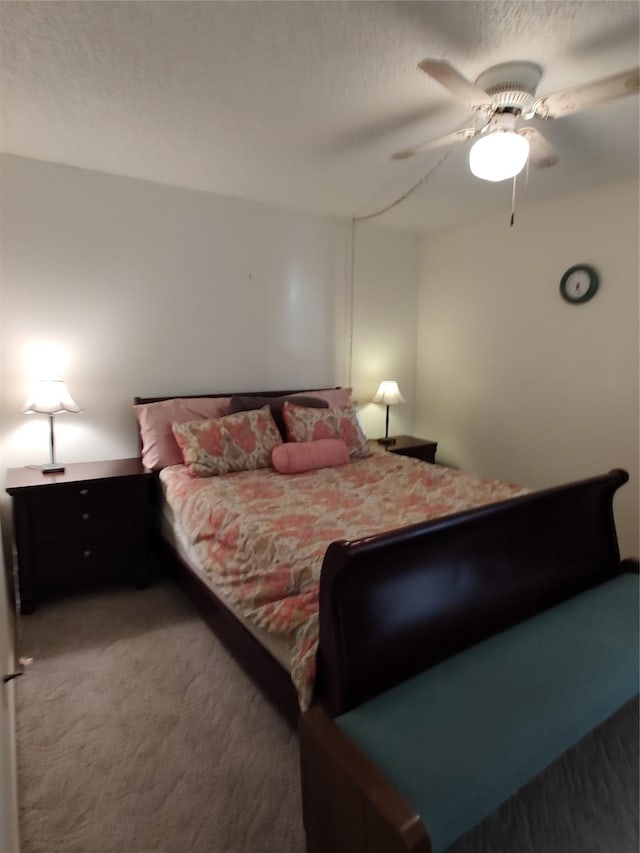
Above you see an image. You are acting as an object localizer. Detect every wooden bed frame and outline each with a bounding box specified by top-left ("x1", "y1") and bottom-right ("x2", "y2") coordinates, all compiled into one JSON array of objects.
[{"x1": 134, "y1": 390, "x2": 631, "y2": 728}]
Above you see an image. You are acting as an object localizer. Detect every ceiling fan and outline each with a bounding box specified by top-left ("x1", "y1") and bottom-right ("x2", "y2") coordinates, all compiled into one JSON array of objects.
[{"x1": 392, "y1": 59, "x2": 640, "y2": 182}]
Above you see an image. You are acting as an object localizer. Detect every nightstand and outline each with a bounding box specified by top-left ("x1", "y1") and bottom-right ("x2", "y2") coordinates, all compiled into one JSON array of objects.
[
  {"x1": 380, "y1": 435, "x2": 437, "y2": 464},
  {"x1": 5, "y1": 458, "x2": 152, "y2": 613}
]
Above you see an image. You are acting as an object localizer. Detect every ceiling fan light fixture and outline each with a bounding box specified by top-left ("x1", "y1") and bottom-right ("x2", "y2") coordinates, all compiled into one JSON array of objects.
[{"x1": 469, "y1": 130, "x2": 530, "y2": 182}]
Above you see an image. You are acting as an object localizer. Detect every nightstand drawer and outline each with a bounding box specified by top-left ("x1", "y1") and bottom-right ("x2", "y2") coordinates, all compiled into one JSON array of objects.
[
  {"x1": 28, "y1": 481, "x2": 138, "y2": 537},
  {"x1": 33, "y1": 537, "x2": 136, "y2": 589}
]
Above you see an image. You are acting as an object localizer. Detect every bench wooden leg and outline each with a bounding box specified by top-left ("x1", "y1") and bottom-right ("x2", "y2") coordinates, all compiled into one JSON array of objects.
[{"x1": 299, "y1": 706, "x2": 431, "y2": 853}]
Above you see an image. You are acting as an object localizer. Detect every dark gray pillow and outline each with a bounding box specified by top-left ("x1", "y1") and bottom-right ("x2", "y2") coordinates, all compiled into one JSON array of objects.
[{"x1": 228, "y1": 394, "x2": 329, "y2": 440}]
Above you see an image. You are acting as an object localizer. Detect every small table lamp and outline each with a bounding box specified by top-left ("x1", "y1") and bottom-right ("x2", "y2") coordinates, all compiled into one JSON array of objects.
[
  {"x1": 22, "y1": 379, "x2": 82, "y2": 474},
  {"x1": 372, "y1": 380, "x2": 405, "y2": 446}
]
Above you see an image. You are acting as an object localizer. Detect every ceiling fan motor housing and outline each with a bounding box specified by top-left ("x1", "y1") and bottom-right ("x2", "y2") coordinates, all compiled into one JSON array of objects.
[
  {"x1": 483, "y1": 112, "x2": 518, "y2": 135},
  {"x1": 475, "y1": 61, "x2": 543, "y2": 114}
]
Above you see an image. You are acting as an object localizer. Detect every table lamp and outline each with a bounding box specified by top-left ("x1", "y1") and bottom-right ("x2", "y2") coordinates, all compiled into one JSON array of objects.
[
  {"x1": 372, "y1": 380, "x2": 405, "y2": 446},
  {"x1": 22, "y1": 379, "x2": 82, "y2": 473}
]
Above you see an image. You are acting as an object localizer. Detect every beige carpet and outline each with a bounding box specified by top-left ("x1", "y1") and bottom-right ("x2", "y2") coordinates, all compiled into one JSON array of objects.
[{"x1": 15, "y1": 578, "x2": 305, "y2": 853}]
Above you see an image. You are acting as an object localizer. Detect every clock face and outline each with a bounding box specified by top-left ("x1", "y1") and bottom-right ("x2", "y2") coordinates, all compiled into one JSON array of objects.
[
  {"x1": 560, "y1": 265, "x2": 599, "y2": 304},
  {"x1": 565, "y1": 270, "x2": 591, "y2": 299}
]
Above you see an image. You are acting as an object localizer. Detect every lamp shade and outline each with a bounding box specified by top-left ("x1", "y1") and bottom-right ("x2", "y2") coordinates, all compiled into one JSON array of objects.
[
  {"x1": 22, "y1": 379, "x2": 82, "y2": 415},
  {"x1": 372, "y1": 380, "x2": 405, "y2": 406},
  {"x1": 469, "y1": 131, "x2": 530, "y2": 182}
]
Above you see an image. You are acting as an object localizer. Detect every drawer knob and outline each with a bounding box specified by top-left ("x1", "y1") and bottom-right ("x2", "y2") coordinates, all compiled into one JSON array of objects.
[
  {"x1": 83, "y1": 550, "x2": 92, "y2": 558},
  {"x1": 79, "y1": 488, "x2": 89, "y2": 496},
  {"x1": 81, "y1": 513, "x2": 90, "y2": 521}
]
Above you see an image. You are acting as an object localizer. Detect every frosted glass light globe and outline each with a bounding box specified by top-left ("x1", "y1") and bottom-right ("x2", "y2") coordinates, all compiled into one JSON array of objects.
[{"x1": 469, "y1": 131, "x2": 530, "y2": 182}]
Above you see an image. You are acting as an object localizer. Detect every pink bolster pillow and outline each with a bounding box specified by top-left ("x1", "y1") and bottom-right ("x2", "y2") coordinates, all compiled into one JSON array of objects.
[{"x1": 271, "y1": 439, "x2": 349, "y2": 474}]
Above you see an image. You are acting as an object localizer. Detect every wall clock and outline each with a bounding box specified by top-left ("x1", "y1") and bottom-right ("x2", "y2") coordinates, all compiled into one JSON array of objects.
[{"x1": 559, "y1": 264, "x2": 599, "y2": 304}]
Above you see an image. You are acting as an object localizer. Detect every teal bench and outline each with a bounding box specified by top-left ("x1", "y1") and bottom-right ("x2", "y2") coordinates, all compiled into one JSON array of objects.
[{"x1": 336, "y1": 574, "x2": 639, "y2": 853}]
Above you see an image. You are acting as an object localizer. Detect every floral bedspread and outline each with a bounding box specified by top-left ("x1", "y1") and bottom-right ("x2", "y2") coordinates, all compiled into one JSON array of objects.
[{"x1": 160, "y1": 447, "x2": 527, "y2": 709}]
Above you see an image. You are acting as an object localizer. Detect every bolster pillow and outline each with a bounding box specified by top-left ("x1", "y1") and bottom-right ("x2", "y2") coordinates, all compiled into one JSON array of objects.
[{"x1": 272, "y1": 439, "x2": 349, "y2": 474}]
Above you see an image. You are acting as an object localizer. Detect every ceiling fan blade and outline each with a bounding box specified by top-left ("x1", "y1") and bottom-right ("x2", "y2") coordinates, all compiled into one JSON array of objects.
[
  {"x1": 517, "y1": 127, "x2": 559, "y2": 168},
  {"x1": 391, "y1": 127, "x2": 478, "y2": 160},
  {"x1": 418, "y1": 59, "x2": 491, "y2": 108},
  {"x1": 536, "y1": 66, "x2": 640, "y2": 118}
]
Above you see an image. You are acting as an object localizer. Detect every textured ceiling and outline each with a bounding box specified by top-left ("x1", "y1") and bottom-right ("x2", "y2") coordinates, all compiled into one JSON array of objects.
[{"x1": 1, "y1": 1, "x2": 638, "y2": 232}]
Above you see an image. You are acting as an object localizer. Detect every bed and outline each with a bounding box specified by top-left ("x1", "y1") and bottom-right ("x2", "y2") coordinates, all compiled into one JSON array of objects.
[
  {"x1": 133, "y1": 388, "x2": 637, "y2": 850},
  {"x1": 131, "y1": 387, "x2": 601, "y2": 722}
]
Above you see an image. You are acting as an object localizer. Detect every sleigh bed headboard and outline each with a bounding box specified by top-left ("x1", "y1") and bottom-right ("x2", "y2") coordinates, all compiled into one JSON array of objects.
[
  {"x1": 133, "y1": 386, "x2": 344, "y2": 462},
  {"x1": 133, "y1": 388, "x2": 332, "y2": 405}
]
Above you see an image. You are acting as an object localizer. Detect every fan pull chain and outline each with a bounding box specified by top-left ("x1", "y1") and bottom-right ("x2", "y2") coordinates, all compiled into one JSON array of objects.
[{"x1": 510, "y1": 174, "x2": 517, "y2": 227}]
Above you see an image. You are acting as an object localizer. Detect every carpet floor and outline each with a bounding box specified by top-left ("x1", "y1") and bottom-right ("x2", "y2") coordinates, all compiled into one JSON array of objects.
[
  {"x1": 15, "y1": 578, "x2": 304, "y2": 853},
  {"x1": 15, "y1": 576, "x2": 638, "y2": 853}
]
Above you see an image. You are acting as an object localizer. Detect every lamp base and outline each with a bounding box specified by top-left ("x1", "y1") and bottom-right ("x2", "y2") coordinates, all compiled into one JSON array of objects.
[
  {"x1": 377, "y1": 437, "x2": 396, "y2": 446},
  {"x1": 40, "y1": 463, "x2": 65, "y2": 474}
]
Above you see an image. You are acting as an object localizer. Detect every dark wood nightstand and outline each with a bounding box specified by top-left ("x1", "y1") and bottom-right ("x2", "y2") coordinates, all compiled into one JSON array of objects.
[
  {"x1": 379, "y1": 435, "x2": 437, "y2": 464},
  {"x1": 5, "y1": 458, "x2": 152, "y2": 613}
]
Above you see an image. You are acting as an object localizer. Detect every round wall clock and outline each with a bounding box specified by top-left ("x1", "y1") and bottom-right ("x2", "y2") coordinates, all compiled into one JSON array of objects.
[{"x1": 559, "y1": 264, "x2": 599, "y2": 304}]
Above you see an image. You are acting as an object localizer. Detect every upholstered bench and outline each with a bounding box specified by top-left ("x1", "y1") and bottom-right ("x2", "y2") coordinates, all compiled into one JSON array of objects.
[{"x1": 301, "y1": 572, "x2": 639, "y2": 853}]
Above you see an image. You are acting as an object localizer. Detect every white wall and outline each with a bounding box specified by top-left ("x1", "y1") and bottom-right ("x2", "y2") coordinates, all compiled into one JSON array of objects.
[
  {"x1": 350, "y1": 222, "x2": 420, "y2": 439},
  {"x1": 0, "y1": 154, "x2": 346, "y2": 467},
  {"x1": 416, "y1": 178, "x2": 639, "y2": 558},
  {"x1": 0, "y1": 154, "x2": 420, "y2": 470}
]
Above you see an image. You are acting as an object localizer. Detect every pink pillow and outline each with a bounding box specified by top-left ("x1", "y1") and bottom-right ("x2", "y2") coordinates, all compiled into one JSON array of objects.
[
  {"x1": 272, "y1": 439, "x2": 349, "y2": 474},
  {"x1": 172, "y1": 406, "x2": 282, "y2": 477},
  {"x1": 134, "y1": 397, "x2": 231, "y2": 470},
  {"x1": 282, "y1": 401, "x2": 370, "y2": 459}
]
